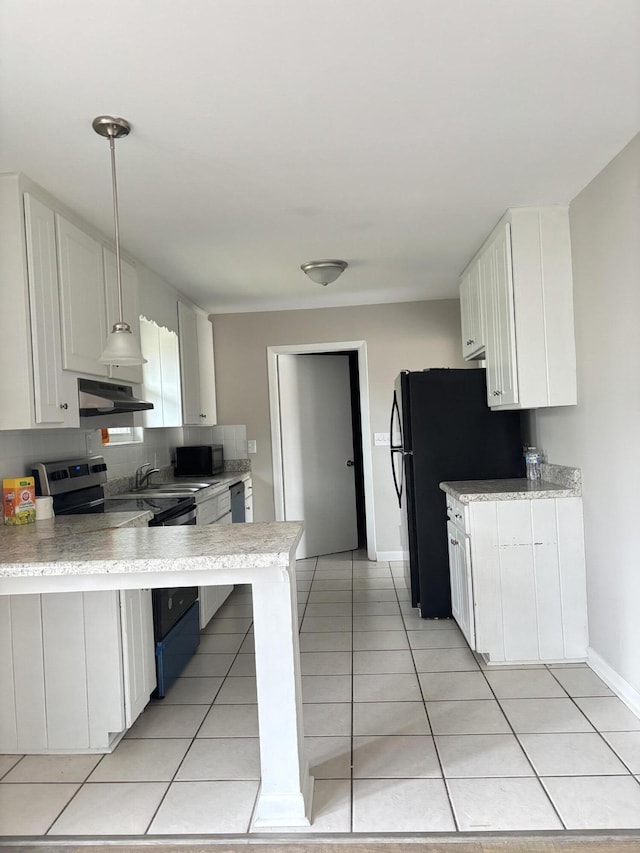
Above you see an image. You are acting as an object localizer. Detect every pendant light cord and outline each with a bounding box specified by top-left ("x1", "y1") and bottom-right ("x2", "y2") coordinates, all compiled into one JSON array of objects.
[{"x1": 109, "y1": 133, "x2": 124, "y2": 325}]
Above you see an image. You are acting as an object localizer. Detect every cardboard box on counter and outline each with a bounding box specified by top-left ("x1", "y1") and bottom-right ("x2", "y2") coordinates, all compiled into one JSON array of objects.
[{"x1": 3, "y1": 476, "x2": 36, "y2": 525}]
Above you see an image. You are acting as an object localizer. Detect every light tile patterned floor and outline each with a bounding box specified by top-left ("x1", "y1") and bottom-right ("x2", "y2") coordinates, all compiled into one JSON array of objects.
[{"x1": 2, "y1": 550, "x2": 640, "y2": 837}]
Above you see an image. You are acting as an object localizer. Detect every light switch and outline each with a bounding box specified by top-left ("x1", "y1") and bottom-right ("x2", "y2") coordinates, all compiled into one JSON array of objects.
[
  {"x1": 374, "y1": 433, "x2": 391, "y2": 446},
  {"x1": 247, "y1": 439, "x2": 257, "y2": 454}
]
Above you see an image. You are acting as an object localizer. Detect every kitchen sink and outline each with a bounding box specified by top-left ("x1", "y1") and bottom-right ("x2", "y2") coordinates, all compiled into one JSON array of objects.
[
  {"x1": 148, "y1": 482, "x2": 213, "y2": 490},
  {"x1": 113, "y1": 488, "x2": 202, "y2": 499}
]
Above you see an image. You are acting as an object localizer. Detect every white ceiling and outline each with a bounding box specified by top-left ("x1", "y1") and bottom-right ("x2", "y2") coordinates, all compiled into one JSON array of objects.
[{"x1": 1, "y1": 1, "x2": 638, "y2": 314}]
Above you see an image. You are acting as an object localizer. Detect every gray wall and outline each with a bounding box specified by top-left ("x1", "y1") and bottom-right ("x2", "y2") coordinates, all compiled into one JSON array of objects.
[
  {"x1": 211, "y1": 299, "x2": 466, "y2": 554},
  {"x1": 533, "y1": 134, "x2": 640, "y2": 700}
]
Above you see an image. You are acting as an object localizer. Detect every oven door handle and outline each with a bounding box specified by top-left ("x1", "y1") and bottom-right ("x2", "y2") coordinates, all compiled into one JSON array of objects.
[{"x1": 158, "y1": 506, "x2": 197, "y2": 525}]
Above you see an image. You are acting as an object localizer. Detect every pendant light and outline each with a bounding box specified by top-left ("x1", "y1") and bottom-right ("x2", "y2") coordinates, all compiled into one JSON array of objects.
[
  {"x1": 93, "y1": 115, "x2": 147, "y2": 365},
  {"x1": 300, "y1": 259, "x2": 348, "y2": 286}
]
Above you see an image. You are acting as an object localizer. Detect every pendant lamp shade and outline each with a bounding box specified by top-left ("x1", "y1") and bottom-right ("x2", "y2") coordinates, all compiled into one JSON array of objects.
[{"x1": 93, "y1": 115, "x2": 146, "y2": 366}]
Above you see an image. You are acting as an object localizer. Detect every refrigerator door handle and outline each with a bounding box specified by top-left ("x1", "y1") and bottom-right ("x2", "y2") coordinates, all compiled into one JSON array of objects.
[
  {"x1": 389, "y1": 391, "x2": 402, "y2": 450},
  {"x1": 390, "y1": 391, "x2": 404, "y2": 506}
]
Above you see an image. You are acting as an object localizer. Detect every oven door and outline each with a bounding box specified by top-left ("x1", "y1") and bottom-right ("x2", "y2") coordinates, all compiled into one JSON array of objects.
[{"x1": 152, "y1": 586, "x2": 199, "y2": 640}]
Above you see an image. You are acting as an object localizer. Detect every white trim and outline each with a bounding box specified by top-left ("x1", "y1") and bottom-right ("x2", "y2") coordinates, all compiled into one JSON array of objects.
[
  {"x1": 267, "y1": 341, "x2": 376, "y2": 561},
  {"x1": 376, "y1": 550, "x2": 405, "y2": 562},
  {"x1": 587, "y1": 647, "x2": 640, "y2": 721}
]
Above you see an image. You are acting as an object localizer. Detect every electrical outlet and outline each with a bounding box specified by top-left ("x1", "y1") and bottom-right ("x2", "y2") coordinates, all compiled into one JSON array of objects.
[
  {"x1": 374, "y1": 433, "x2": 391, "y2": 446},
  {"x1": 85, "y1": 430, "x2": 98, "y2": 456},
  {"x1": 247, "y1": 440, "x2": 257, "y2": 454}
]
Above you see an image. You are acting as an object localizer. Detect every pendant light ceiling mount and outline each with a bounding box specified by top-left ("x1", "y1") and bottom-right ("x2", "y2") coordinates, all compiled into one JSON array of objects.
[
  {"x1": 93, "y1": 114, "x2": 146, "y2": 366},
  {"x1": 92, "y1": 115, "x2": 131, "y2": 141},
  {"x1": 300, "y1": 259, "x2": 348, "y2": 287}
]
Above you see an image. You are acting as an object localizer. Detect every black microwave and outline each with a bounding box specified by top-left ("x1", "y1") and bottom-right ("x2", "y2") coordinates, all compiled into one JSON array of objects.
[{"x1": 175, "y1": 445, "x2": 224, "y2": 477}]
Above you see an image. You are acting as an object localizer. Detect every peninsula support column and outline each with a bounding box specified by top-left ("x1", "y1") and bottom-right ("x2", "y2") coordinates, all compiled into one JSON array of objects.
[{"x1": 251, "y1": 555, "x2": 314, "y2": 827}]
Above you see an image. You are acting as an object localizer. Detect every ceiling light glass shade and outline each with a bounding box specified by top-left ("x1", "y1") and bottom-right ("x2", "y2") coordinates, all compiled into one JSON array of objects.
[
  {"x1": 99, "y1": 321, "x2": 147, "y2": 365},
  {"x1": 300, "y1": 259, "x2": 348, "y2": 286}
]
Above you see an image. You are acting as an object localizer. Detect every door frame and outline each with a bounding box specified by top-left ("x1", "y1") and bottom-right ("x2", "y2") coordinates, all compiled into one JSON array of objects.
[{"x1": 267, "y1": 341, "x2": 377, "y2": 561}]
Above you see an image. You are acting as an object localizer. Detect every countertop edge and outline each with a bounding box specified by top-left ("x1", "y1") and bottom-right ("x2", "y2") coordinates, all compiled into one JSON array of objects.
[{"x1": 439, "y1": 466, "x2": 582, "y2": 503}]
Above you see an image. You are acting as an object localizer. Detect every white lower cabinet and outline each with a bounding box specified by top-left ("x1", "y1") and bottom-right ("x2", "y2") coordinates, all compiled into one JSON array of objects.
[
  {"x1": 196, "y1": 490, "x2": 233, "y2": 628},
  {"x1": 446, "y1": 496, "x2": 588, "y2": 664},
  {"x1": 446, "y1": 520, "x2": 475, "y2": 650},
  {"x1": 244, "y1": 478, "x2": 253, "y2": 522},
  {"x1": 0, "y1": 589, "x2": 155, "y2": 753}
]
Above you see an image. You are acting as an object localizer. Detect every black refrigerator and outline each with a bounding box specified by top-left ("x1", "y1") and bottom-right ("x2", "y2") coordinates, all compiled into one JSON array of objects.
[{"x1": 390, "y1": 369, "x2": 524, "y2": 618}]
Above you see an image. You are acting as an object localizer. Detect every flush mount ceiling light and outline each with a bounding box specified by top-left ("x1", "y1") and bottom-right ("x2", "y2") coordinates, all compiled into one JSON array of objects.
[
  {"x1": 300, "y1": 259, "x2": 348, "y2": 286},
  {"x1": 93, "y1": 115, "x2": 146, "y2": 366}
]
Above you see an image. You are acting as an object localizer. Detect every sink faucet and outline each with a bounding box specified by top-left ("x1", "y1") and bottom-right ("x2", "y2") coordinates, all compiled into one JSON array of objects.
[{"x1": 135, "y1": 462, "x2": 160, "y2": 490}]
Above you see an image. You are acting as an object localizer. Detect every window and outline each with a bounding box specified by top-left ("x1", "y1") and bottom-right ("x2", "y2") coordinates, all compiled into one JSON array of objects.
[{"x1": 101, "y1": 427, "x2": 144, "y2": 446}]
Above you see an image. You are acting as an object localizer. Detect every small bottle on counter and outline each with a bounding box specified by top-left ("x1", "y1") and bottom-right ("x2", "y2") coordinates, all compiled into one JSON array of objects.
[{"x1": 523, "y1": 446, "x2": 542, "y2": 481}]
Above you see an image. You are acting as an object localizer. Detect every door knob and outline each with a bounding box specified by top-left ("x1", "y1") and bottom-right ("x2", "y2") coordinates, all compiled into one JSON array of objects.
[{"x1": 346, "y1": 460, "x2": 354, "y2": 468}]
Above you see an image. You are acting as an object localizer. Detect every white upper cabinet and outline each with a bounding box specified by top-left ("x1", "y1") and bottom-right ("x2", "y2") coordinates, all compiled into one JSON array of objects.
[
  {"x1": 484, "y1": 223, "x2": 519, "y2": 406},
  {"x1": 178, "y1": 301, "x2": 217, "y2": 426},
  {"x1": 23, "y1": 194, "x2": 78, "y2": 427},
  {"x1": 56, "y1": 214, "x2": 109, "y2": 377},
  {"x1": 103, "y1": 248, "x2": 143, "y2": 384},
  {"x1": 140, "y1": 317, "x2": 182, "y2": 428},
  {"x1": 459, "y1": 206, "x2": 577, "y2": 410},
  {"x1": 0, "y1": 177, "x2": 79, "y2": 430},
  {"x1": 459, "y1": 260, "x2": 485, "y2": 360}
]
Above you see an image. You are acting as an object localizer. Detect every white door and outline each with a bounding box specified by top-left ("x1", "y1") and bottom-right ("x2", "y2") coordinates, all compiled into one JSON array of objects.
[{"x1": 278, "y1": 353, "x2": 358, "y2": 559}]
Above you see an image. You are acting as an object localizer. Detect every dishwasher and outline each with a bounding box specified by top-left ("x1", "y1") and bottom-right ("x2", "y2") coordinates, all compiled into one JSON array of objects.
[{"x1": 230, "y1": 481, "x2": 246, "y2": 522}]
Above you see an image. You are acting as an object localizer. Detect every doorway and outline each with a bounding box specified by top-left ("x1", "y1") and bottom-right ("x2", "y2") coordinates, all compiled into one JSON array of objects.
[{"x1": 268, "y1": 341, "x2": 376, "y2": 561}]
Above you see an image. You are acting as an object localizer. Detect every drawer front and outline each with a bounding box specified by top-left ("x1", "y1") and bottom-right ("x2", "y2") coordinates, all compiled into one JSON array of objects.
[{"x1": 446, "y1": 495, "x2": 468, "y2": 534}]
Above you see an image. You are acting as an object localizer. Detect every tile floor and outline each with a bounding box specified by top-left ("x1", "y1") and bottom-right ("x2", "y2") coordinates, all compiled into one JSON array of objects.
[{"x1": 2, "y1": 550, "x2": 640, "y2": 837}]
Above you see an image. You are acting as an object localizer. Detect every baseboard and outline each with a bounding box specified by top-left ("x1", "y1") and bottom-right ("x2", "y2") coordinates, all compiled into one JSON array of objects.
[
  {"x1": 375, "y1": 550, "x2": 404, "y2": 561},
  {"x1": 587, "y1": 646, "x2": 640, "y2": 719}
]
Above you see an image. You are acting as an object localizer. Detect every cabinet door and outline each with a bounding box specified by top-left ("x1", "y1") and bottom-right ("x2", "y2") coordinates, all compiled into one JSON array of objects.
[
  {"x1": 141, "y1": 320, "x2": 182, "y2": 428},
  {"x1": 56, "y1": 215, "x2": 108, "y2": 376},
  {"x1": 245, "y1": 494, "x2": 254, "y2": 522},
  {"x1": 460, "y1": 260, "x2": 485, "y2": 360},
  {"x1": 196, "y1": 312, "x2": 217, "y2": 425},
  {"x1": 140, "y1": 318, "x2": 164, "y2": 427},
  {"x1": 159, "y1": 325, "x2": 183, "y2": 426},
  {"x1": 447, "y1": 521, "x2": 475, "y2": 649},
  {"x1": 23, "y1": 194, "x2": 77, "y2": 425},
  {"x1": 178, "y1": 301, "x2": 202, "y2": 424},
  {"x1": 103, "y1": 248, "x2": 143, "y2": 384},
  {"x1": 485, "y1": 224, "x2": 518, "y2": 406},
  {"x1": 120, "y1": 589, "x2": 155, "y2": 728}
]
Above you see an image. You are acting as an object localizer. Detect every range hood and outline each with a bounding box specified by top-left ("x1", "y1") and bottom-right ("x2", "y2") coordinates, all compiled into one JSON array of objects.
[{"x1": 78, "y1": 378, "x2": 154, "y2": 419}]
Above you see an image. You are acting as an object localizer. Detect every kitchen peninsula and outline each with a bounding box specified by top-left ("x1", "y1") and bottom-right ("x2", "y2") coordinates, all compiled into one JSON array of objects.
[{"x1": 0, "y1": 520, "x2": 313, "y2": 828}]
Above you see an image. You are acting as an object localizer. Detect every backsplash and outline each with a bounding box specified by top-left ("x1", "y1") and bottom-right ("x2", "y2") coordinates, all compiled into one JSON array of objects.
[
  {"x1": 0, "y1": 424, "x2": 248, "y2": 482},
  {"x1": 182, "y1": 424, "x2": 248, "y2": 460}
]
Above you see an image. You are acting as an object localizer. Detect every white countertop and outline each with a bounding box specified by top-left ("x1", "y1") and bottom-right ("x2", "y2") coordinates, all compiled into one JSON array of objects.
[
  {"x1": 0, "y1": 521, "x2": 301, "y2": 582},
  {"x1": 440, "y1": 465, "x2": 582, "y2": 503}
]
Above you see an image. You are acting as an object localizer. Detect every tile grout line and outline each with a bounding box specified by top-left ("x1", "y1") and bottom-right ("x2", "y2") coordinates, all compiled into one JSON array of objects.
[
  {"x1": 396, "y1": 571, "x2": 460, "y2": 832},
  {"x1": 544, "y1": 666, "x2": 640, "y2": 779},
  {"x1": 476, "y1": 656, "x2": 567, "y2": 829},
  {"x1": 143, "y1": 589, "x2": 256, "y2": 835}
]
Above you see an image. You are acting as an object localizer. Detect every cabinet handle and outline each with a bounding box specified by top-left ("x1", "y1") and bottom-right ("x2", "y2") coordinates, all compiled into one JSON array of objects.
[
  {"x1": 200, "y1": 413, "x2": 206, "y2": 418},
  {"x1": 492, "y1": 390, "x2": 502, "y2": 396},
  {"x1": 450, "y1": 538, "x2": 459, "y2": 546},
  {"x1": 59, "y1": 402, "x2": 68, "y2": 410},
  {"x1": 466, "y1": 339, "x2": 475, "y2": 346}
]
